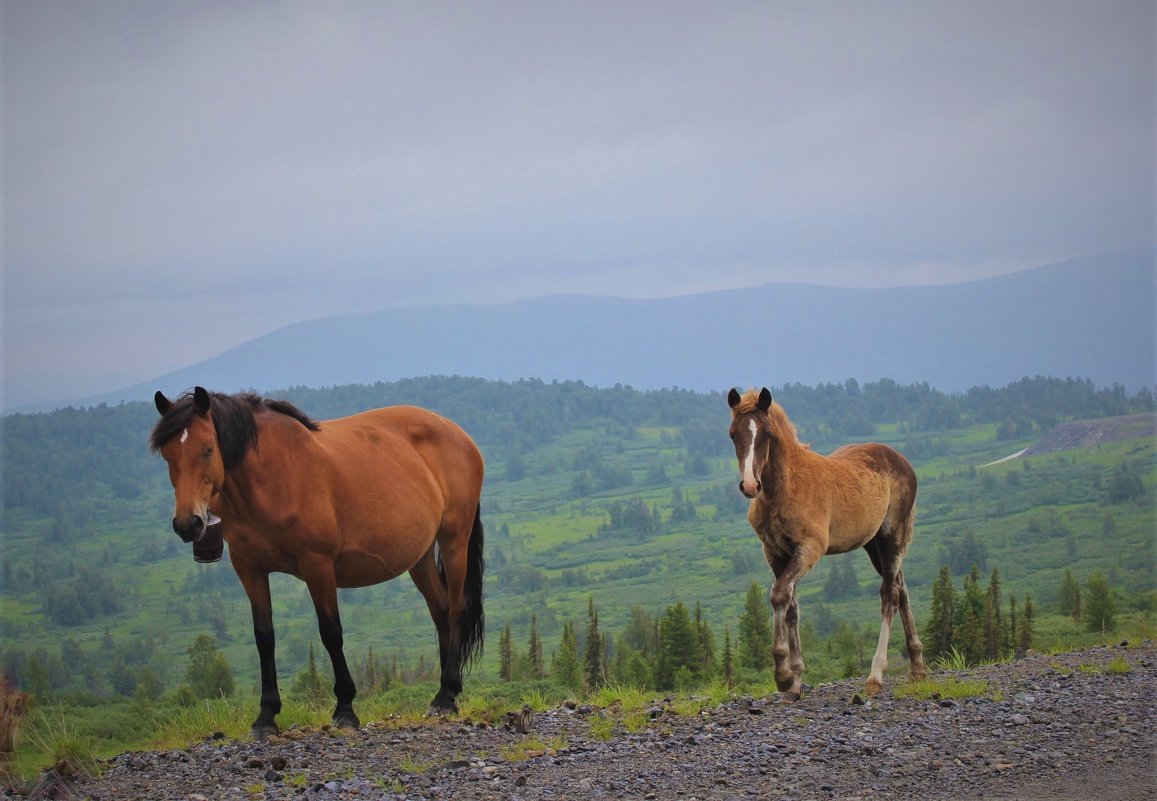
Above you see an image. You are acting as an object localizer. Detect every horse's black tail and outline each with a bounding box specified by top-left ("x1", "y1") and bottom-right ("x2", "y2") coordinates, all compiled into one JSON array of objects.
[{"x1": 458, "y1": 504, "x2": 485, "y2": 669}]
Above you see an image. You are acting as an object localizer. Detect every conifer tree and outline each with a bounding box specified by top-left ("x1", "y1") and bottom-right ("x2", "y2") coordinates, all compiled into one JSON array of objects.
[
  {"x1": 926, "y1": 566, "x2": 957, "y2": 660},
  {"x1": 656, "y1": 601, "x2": 701, "y2": 690},
  {"x1": 984, "y1": 567, "x2": 1009, "y2": 661},
  {"x1": 722, "y1": 627, "x2": 735, "y2": 688},
  {"x1": 1019, "y1": 595, "x2": 1035, "y2": 652},
  {"x1": 583, "y1": 597, "x2": 604, "y2": 690},
  {"x1": 1059, "y1": 568, "x2": 1082, "y2": 621},
  {"x1": 1084, "y1": 570, "x2": 1117, "y2": 634},
  {"x1": 738, "y1": 582, "x2": 773, "y2": 670},
  {"x1": 957, "y1": 566, "x2": 987, "y2": 665},
  {"x1": 499, "y1": 622, "x2": 514, "y2": 682},
  {"x1": 694, "y1": 602, "x2": 716, "y2": 678},
  {"x1": 527, "y1": 614, "x2": 545, "y2": 679},
  {"x1": 554, "y1": 621, "x2": 583, "y2": 692}
]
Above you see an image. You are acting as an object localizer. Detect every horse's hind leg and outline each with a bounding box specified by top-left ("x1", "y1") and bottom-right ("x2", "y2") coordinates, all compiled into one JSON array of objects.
[
  {"x1": 863, "y1": 536, "x2": 897, "y2": 696},
  {"x1": 895, "y1": 568, "x2": 926, "y2": 679},
  {"x1": 409, "y1": 547, "x2": 456, "y2": 714}
]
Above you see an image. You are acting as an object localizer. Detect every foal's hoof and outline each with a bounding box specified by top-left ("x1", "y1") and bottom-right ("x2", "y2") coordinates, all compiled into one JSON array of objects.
[
  {"x1": 863, "y1": 678, "x2": 884, "y2": 697},
  {"x1": 778, "y1": 691, "x2": 801, "y2": 704}
]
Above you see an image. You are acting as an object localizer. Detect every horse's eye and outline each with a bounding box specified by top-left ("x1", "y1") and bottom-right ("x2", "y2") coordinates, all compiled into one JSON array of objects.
[{"x1": 728, "y1": 432, "x2": 736, "y2": 440}]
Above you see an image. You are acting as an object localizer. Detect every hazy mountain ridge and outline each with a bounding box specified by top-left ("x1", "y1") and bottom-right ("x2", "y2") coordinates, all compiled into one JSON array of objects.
[{"x1": 36, "y1": 251, "x2": 1155, "y2": 412}]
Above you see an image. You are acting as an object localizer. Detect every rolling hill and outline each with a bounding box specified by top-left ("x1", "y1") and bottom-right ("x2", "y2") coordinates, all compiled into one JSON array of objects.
[{"x1": 52, "y1": 250, "x2": 1155, "y2": 412}]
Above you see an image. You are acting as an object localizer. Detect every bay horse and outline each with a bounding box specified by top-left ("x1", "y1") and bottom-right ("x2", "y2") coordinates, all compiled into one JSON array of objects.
[
  {"x1": 150, "y1": 387, "x2": 485, "y2": 739},
  {"x1": 727, "y1": 387, "x2": 926, "y2": 698}
]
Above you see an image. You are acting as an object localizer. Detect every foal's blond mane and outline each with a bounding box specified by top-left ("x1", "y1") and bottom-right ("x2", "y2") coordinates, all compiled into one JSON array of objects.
[{"x1": 731, "y1": 388, "x2": 810, "y2": 451}]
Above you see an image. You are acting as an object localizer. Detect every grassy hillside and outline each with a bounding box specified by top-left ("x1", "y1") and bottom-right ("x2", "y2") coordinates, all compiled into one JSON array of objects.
[{"x1": 0, "y1": 377, "x2": 1152, "y2": 718}]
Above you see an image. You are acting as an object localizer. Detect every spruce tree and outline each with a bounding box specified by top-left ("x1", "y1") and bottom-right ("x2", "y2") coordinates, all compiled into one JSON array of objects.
[
  {"x1": 554, "y1": 621, "x2": 583, "y2": 693},
  {"x1": 694, "y1": 602, "x2": 716, "y2": 678},
  {"x1": 499, "y1": 623, "x2": 514, "y2": 682},
  {"x1": 583, "y1": 597, "x2": 604, "y2": 690},
  {"x1": 958, "y1": 566, "x2": 987, "y2": 665},
  {"x1": 926, "y1": 566, "x2": 957, "y2": 660},
  {"x1": 984, "y1": 567, "x2": 1009, "y2": 661},
  {"x1": 527, "y1": 614, "x2": 545, "y2": 679},
  {"x1": 1084, "y1": 570, "x2": 1117, "y2": 634},
  {"x1": 722, "y1": 627, "x2": 735, "y2": 688},
  {"x1": 738, "y1": 582, "x2": 773, "y2": 670},
  {"x1": 1019, "y1": 595, "x2": 1035, "y2": 652},
  {"x1": 657, "y1": 601, "x2": 701, "y2": 690},
  {"x1": 1059, "y1": 568, "x2": 1082, "y2": 621}
]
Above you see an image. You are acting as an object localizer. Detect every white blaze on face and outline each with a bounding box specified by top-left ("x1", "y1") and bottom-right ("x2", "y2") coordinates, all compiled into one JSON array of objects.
[
  {"x1": 179, "y1": 428, "x2": 189, "y2": 445},
  {"x1": 741, "y1": 419, "x2": 759, "y2": 494}
]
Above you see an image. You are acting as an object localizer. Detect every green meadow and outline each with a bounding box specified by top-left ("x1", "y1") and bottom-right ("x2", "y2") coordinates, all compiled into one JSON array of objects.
[{"x1": 1, "y1": 375, "x2": 1153, "y2": 773}]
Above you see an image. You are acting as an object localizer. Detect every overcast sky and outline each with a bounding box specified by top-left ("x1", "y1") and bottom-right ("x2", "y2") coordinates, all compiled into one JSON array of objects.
[{"x1": 2, "y1": 1, "x2": 1153, "y2": 409}]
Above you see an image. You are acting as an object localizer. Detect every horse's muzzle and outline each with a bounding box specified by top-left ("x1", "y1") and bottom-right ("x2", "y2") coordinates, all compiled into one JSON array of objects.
[
  {"x1": 739, "y1": 479, "x2": 762, "y2": 499},
  {"x1": 173, "y1": 514, "x2": 205, "y2": 543}
]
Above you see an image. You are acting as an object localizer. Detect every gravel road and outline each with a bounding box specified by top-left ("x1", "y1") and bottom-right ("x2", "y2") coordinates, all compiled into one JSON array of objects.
[{"x1": 12, "y1": 643, "x2": 1154, "y2": 801}]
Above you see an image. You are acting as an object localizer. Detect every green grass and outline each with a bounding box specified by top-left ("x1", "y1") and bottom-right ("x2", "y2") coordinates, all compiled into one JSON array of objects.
[{"x1": 893, "y1": 676, "x2": 989, "y2": 701}]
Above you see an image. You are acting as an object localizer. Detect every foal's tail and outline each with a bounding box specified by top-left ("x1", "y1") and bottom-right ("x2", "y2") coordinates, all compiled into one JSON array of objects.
[{"x1": 457, "y1": 504, "x2": 486, "y2": 669}]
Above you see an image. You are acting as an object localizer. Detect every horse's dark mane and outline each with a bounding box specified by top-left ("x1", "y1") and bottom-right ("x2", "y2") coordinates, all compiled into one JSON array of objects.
[{"x1": 149, "y1": 391, "x2": 320, "y2": 470}]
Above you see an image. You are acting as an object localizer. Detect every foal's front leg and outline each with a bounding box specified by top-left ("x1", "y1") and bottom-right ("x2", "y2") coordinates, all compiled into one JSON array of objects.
[{"x1": 769, "y1": 542, "x2": 822, "y2": 700}]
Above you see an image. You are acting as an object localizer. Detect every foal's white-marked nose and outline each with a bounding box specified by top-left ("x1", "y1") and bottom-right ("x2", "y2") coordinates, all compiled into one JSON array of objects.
[{"x1": 739, "y1": 419, "x2": 759, "y2": 497}]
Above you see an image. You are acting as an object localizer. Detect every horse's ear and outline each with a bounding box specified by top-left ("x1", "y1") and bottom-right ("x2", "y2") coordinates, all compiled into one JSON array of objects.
[
  {"x1": 154, "y1": 391, "x2": 172, "y2": 415},
  {"x1": 727, "y1": 388, "x2": 742, "y2": 409},
  {"x1": 757, "y1": 387, "x2": 773, "y2": 411},
  {"x1": 193, "y1": 386, "x2": 211, "y2": 415}
]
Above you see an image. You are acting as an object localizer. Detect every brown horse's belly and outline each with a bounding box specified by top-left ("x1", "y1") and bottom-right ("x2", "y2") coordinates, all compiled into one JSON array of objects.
[{"x1": 333, "y1": 550, "x2": 408, "y2": 588}]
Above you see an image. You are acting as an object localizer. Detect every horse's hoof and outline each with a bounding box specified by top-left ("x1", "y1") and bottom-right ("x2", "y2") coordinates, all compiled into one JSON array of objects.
[
  {"x1": 250, "y1": 724, "x2": 279, "y2": 741},
  {"x1": 864, "y1": 679, "x2": 884, "y2": 697},
  {"x1": 332, "y1": 712, "x2": 361, "y2": 731},
  {"x1": 778, "y1": 691, "x2": 801, "y2": 704},
  {"x1": 426, "y1": 701, "x2": 459, "y2": 718}
]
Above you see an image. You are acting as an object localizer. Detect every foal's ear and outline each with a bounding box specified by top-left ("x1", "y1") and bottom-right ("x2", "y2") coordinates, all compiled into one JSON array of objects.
[
  {"x1": 757, "y1": 387, "x2": 773, "y2": 411},
  {"x1": 193, "y1": 386, "x2": 212, "y2": 415},
  {"x1": 154, "y1": 391, "x2": 172, "y2": 415},
  {"x1": 727, "y1": 388, "x2": 742, "y2": 409}
]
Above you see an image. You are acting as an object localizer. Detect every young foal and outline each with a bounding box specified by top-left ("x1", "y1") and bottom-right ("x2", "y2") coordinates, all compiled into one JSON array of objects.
[{"x1": 728, "y1": 387, "x2": 926, "y2": 698}]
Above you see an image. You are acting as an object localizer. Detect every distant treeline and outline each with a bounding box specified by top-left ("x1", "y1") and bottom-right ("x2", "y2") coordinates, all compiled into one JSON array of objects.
[{"x1": 2, "y1": 374, "x2": 1151, "y2": 516}]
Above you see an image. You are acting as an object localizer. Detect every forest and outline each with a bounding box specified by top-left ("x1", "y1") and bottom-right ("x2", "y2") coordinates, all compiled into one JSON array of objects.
[{"x1": 0, "y1": 374, "x2": 1153, "y2": 765}]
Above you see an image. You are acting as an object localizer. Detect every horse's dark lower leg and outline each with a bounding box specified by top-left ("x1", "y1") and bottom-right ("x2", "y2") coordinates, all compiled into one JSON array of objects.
[
  {"x1": 239, "y1": 570, "x2": 281, "y2": 740},
  {"x1": 895, "y1": 570, "x2": 927, "y2": 679},
  {"x1": 251, "y1": 625, "x2": 281, "y2": 739},
  {"x1": 408, "y1": 549, "x2": 460, "y2": 715},
  {"x1": 316, "y1": 610, "x2": 359, "y2": 729}
]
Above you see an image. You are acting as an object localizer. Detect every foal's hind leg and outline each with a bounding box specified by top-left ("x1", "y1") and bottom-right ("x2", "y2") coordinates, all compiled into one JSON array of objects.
[
  {"x1": 895, "y1": 568, "x2": 927, "y2": 680},
  {"x1": 862, "y1": 536, "x2": 896, "y2": 696}
]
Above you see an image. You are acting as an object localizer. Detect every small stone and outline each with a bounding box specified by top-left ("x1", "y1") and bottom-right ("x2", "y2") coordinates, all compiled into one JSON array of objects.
[
  {"x1": 271, "y1": 756, "x2": 288, "y2": 771},
  {"x1": 1009, "y1": 714, "x2": 1030, "y2": 726},
  {"x1": 579, "y1": 777, "x2": 594, "y2": 791},
  {"x1": 515, "y1": 775, "x2": 528, "y2": 786}
]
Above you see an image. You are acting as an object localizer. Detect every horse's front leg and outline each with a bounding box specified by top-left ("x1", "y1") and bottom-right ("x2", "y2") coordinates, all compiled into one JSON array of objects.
[
  {"x1": 235, "y1": 565, "x2": 281, "y2": 740},
  {"x1": 769, "y1": 542, "x2": 822, "y2": 701},
  {"x1": 303, "y1": 562, "x2": 360, "y2": 730}
]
